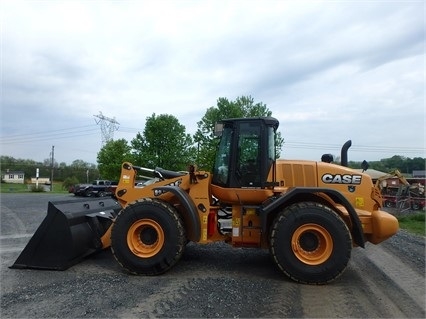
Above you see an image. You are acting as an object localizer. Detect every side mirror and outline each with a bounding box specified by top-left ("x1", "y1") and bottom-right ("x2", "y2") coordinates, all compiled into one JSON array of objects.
[
  {"x1": 321, "y1": 154, "x2": 334, "y2": 163},
  {"x1": 361, "y1": 160, "x2": 369, "y2": 172}
]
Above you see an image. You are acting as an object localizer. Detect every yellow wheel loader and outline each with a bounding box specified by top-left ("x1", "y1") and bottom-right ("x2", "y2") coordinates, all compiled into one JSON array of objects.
[{"x1": 11, "y1": 117, "x2": 399, "y2": 284}]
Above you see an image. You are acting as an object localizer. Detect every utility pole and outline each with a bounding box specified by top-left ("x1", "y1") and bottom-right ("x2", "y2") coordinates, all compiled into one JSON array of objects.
[
  {"x1": 50, "y1": 145, "x2": 54, "y2": 191},
  {"x1": 94, "y1": 111, "x2": 120, "y2": 146}
]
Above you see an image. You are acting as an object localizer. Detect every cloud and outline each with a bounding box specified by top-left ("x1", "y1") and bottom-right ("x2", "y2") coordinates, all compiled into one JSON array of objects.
[{"x1": 0, "y1": 0, "x2": 424, "y2": 165}]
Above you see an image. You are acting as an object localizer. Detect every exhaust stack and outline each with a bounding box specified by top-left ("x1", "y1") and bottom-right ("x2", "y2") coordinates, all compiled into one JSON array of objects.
[{"x1": 340, "y1": 140, "x2": 352, "y2": 167}]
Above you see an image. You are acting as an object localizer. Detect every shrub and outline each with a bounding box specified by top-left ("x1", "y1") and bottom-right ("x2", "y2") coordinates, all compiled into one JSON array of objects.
[
  {"x1": 62, "y1": 176, "x2": 79, "y2": 191},
  {"x1": 30, "y1": 185, "x2": 45, "y2": 192}
]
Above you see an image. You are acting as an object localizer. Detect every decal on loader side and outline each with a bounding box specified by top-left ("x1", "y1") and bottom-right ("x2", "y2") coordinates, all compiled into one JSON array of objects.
[{"x1": 322, "y1": 174, "x2": 362, "y2": 185}]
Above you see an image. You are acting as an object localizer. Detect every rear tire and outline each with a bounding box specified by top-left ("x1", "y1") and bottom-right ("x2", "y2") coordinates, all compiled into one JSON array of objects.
[
  {"x1": 111, "y1": 198, "x2": 186, "y2": 275},
  {"x1": 270, "y1": 202, "x2": 352, "y2": 284}
]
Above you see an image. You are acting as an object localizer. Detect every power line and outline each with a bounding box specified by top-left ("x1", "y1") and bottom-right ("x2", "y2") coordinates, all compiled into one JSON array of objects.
[
  {"x1": 0, "y1": 123, "x2": 138, "y2": 146},
  {"x1": 0, "y1": 126, "x2": 424, "y2": 155},
  {"x1": 0, "y1": 125, "x2": 95, "y2": 139},
  {"x1": 0, "y1": 127, "x2": 99, "y2": 144},
  {"x1": 284, "y1": 141, "x2": 425, "y2": 154},
  {"x1": 119, "y1": 126, "x2": 141, "y2": 133}
]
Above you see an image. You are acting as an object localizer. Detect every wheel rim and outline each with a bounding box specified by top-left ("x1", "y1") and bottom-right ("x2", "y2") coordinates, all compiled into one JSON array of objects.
[
  {"x1": 291, "y1": 223, "x2": 333, "y2": 265},
  {"x1": 127, "y1": 219, "x2": 165, "y2": 258}
]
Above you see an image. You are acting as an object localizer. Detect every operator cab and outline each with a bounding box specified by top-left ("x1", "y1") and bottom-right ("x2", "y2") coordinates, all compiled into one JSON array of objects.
[{"x1": 212, "y1": 117, "x2": 279, "y2": 189}]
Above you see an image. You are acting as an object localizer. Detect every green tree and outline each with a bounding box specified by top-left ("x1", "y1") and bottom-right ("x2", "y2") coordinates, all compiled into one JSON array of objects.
[
  {"x1": 62, "y1": 176, "x2": 79, "y2": 191},
  {"x1": 97, "y1": 139, "x2": 132, "y2": 180},
  {"x1": 0, "y1": 156, "x2": 45, "y2": 182},
  {"x1": 130, "y1": 114, "x2": 195, "y2": 171},
  {"x1": 194, "y1": 96, "x2": 284, "y2": 171},
  {"x1": 70, "y1": 159, "x2": 91, "y2": 169},
  {"x1": 410, "y1": 157, "x2": 426, "y2": 171},
  {"x1": 349, "y1": 156, "x2": 426, "y2": 176},
  {"x1": 69, "y1": 159, "x2": 98, "y2": 182}
]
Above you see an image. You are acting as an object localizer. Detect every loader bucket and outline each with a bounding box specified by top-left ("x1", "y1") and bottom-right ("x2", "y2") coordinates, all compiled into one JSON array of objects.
[{"x1": 10, "y1": 198, "x2": 121, "y2": 271}]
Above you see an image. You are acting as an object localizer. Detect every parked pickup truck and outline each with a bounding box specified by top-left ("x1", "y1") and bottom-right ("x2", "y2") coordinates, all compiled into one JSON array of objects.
[{"x1": 73, "y1": 180, "x2": 118, "y2": 197}]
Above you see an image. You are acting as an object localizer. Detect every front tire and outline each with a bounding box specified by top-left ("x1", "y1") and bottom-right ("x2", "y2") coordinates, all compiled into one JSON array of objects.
[
  {"x1": 270, "y1": 202, "x2": 352, "y2": 284},
  {"x1": 111, "y1": 198, "x2": 186, "y2": 275}
]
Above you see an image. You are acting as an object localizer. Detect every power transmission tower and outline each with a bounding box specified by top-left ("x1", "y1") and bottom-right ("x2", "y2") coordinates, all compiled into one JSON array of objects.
[{"x1": 93, "y1": 111, "x2": 120, "y2": 146}]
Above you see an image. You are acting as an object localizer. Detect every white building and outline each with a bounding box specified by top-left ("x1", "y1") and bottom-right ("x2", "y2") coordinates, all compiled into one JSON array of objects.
[{"x1": 1, "y1": 170, "x2": 25, "y2": 184}]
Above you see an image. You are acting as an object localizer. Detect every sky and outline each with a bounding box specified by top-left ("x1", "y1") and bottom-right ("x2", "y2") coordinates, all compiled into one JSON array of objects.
[{"x1": 0, "y1": 0, "x2": 425, "y2": 166}]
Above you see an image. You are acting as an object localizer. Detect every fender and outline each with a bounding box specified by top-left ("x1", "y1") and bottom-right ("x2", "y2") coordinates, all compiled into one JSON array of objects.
[
  {"x1": 152, "y1": 185, "x2": 201, "y2": 242},
  {"x1": 260, "y1": 187, "x2": 365, "y2": 248}
]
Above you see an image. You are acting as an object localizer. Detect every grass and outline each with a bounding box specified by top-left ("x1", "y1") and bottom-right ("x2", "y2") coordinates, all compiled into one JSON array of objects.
[
  {"x1": 0, "y1": 182, "x2": 68, "y2": 194},
  {"x1": 397, "y1": 212, "x2": 425, "y2": 236}
]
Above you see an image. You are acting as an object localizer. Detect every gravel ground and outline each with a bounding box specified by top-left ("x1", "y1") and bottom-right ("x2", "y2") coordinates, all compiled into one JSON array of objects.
[{"x1": 1, "y1": 194, "x2": 425, "y2": 318}]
